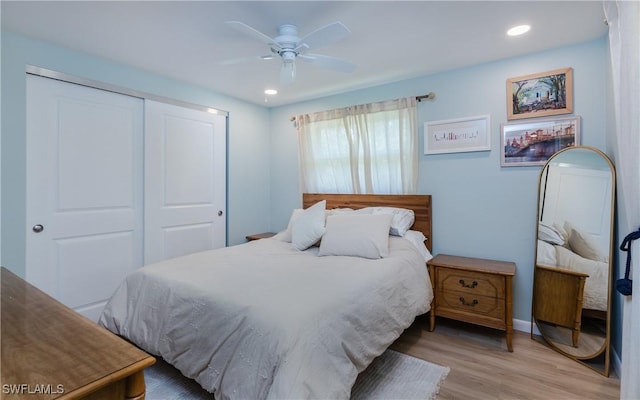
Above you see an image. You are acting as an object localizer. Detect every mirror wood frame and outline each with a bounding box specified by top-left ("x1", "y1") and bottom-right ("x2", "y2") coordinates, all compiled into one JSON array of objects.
[{"x1": 532, "y1": 145, "x2": 615, "y2": 377}]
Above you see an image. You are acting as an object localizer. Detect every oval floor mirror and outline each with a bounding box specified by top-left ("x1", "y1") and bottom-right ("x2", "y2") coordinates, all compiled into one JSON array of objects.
[{"x1": 532, "y1": 145, "x2": 615, "y2": 377}]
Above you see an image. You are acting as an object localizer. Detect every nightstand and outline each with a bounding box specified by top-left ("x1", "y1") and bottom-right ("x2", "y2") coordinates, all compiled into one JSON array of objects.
[
  {"x1": 246, "y1": 232, "x2": 276, "y2": 241},
  {"x1": 427, "y1": 254, "x2": 516, "y2": 351}
]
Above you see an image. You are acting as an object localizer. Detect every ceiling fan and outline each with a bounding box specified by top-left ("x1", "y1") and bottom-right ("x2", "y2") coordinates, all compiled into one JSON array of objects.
[{"x1": 222, "y1": 21, "x2": 356, "y2": 85}]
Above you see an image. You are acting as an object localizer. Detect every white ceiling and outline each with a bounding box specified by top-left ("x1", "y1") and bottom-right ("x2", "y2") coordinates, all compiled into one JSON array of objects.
[{"x1": 1, "y1": 1, "x2": 608, "y2": 107}]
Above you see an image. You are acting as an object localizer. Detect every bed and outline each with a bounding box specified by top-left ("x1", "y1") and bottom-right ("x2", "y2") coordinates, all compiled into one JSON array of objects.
[{"x1": 99, "y1": 193, "x2": 434, "y2": 399}]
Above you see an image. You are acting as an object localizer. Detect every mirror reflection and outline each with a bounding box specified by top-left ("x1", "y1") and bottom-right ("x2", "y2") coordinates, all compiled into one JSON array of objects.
[{"x1": 532, "y1": 146, "x2": 615, "y2": 376}]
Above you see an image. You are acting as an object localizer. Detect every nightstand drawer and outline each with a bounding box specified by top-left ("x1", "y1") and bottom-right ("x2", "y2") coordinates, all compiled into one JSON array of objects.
[
  {"x1": 438, "y1": 268, "x2": 505, "y2": 298},
  {"x1": 438, "y1": 290, "x2": 505, "y2": 319}
]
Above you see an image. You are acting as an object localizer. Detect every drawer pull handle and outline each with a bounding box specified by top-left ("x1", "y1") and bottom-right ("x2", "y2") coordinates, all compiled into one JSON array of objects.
[
  {"x1": 459, "y1": 279, "x2": 478, "y2": 288},
  {"x1": 459, "y1": 297, "x2": 479, "y2": 307}
]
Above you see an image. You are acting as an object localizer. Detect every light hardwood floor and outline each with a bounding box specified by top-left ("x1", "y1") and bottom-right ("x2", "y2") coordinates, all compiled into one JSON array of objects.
[{"x1": 390, "y1": 315, "x2": 620, "y2": 400}]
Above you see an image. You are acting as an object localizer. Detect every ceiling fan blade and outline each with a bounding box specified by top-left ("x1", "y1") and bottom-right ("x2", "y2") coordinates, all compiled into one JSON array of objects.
[
  {"x1": 298, "y1": 53, "x2": 356, "y2": 73},
  {"x1": 218, "y1": 54, "x2": 274, "y2": 66},
  {"x1": 299, "y1": 21, "x2": 350, "y2": 50},
  {"x1": 225, "y1": 21, "x2": 279, "y2": 48}
]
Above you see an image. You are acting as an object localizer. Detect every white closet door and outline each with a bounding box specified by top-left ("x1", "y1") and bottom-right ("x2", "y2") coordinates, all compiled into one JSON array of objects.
[
  {"x1": 144, "y1": 100, "x2": 227, "y2": 264},
  {"x1": 26, "y1": 75, "x2": 144, "y2": 322}
]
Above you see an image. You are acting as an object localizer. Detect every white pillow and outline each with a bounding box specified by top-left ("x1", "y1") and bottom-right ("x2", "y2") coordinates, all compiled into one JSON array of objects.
[
  {"x1": 538, "y1": 222, "x2": 565, "y2": 246},
  {"x1": 553, "y1": 221, "x2": 569, "y2": 243},
  {"x1": 291, "y1": 200, "x2": 326, "y2": 251},
  {"x1": 403, "y1": 230, "x2": 433, "y2": 262},
  {"x1": 368, "y1": 207, "x2": 415, "y2": 236},
  {"x1": 318, "y1": 213, "x2": 392, "y2": 259},
  {"x1": 566, "y1": 224, "x2": 607, "y2": 262},
  {"x1": 326, "y1": 207, "x2": 354, "y2": 217},
  {"x1": 275, "y1": 208, "x2": 304, "y2": 242}
]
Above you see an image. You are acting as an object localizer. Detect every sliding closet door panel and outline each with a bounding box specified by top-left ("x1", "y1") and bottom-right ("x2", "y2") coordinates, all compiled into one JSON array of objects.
[
  {"x1": 163, "y1": 223, "x2": 214, "y2": 260},
  {"x1": 144, "y1": 100, "x2": 227, "y2": 264},
  {"x1": 26, "y1": 75, "x2": 144, "y2": 322},
  {"x1": 56, "y1": 232, "x2": 136, "y2": 308}
]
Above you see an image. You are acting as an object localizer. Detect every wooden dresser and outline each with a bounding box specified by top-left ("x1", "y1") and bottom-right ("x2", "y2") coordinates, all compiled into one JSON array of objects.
[
  {"x1": 427, "y1": 254, "x2": 516, "y2": 352},
  {"x1": 1, "y1": 267, "x2": 155, "y2": 399}
]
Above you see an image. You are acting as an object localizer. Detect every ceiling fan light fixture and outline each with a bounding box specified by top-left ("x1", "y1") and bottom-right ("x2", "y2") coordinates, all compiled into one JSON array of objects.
[
  {"x1": 280, "y1": 50, "x2": 296, "y2": 63},
  {"x1": 280, "y1": 61, "x2": 296, "y2": 86}
]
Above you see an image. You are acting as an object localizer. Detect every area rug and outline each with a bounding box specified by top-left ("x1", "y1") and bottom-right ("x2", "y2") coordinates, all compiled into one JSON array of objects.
[{"x1": 144, "y1": 349, "x2": 449, "y2": 400}]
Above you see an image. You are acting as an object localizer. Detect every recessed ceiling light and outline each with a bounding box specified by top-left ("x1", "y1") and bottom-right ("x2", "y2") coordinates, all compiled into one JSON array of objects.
[
  {"x1": 264, "y1": 89, "x2": 278, "y2": 95},
  {"x1": 507, "y1": 25, "x2": 531, "y2": 36}
]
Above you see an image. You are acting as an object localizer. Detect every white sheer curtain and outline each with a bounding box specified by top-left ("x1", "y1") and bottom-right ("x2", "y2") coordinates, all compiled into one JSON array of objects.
[
  {"x1": 604, "y1": 2, "x2": 640, "y2": 398},
  {"x1": 296, "y1": 97, "x2": 418, "y2": 194}
]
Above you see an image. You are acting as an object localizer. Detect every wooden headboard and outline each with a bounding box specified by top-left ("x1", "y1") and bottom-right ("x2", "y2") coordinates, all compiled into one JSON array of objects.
[{"x1": 302, "y1": 193, "x2": 432, "y2": 252}]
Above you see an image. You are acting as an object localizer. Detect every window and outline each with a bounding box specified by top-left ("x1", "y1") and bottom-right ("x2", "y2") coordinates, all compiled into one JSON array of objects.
[{"x1": 296, "y1": 97, "x2": 418, "y2": 194}]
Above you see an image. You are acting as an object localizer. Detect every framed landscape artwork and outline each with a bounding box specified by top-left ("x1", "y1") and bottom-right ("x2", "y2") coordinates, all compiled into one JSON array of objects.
[
  {"x1": 507, "y1": 67, "x2": 573, "y2": 120},
  {"x1": 501, "y1": 115, "x2": 580, "y2": 167}
]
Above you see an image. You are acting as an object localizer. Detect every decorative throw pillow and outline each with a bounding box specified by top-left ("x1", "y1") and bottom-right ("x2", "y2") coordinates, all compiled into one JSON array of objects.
[
  {"x1": 318, "y1": 213, "x2": 392, "y2": 259},
  {"x1": 291, "y1": 200, "x2": 326, "y2": 251}
]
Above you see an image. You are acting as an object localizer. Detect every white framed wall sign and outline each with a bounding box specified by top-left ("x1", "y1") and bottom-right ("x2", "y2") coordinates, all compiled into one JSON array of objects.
[{"x1": 424, "y1": 114, "x2": 491, "y2": 155}]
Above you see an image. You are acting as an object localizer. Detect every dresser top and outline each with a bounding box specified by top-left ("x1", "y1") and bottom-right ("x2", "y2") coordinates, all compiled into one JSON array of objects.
[
  {"x1": 1, "y1": 267, "x2": 155, "y2": 399},
  {"x1": 428, "y1": 254, "x2": 516, "y2": 276}
]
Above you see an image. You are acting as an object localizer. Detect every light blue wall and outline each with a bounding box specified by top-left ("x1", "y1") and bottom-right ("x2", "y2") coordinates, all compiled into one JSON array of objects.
[
  {"x1": 269, "y1": 38, "x2": 610, "y2": 326},
  {"x1": 1, "y1": 31, "x2": 272, "y2": 277}
]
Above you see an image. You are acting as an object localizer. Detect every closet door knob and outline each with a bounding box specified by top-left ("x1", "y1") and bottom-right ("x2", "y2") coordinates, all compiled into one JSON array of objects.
[
  {"x1": 32, "y1": 224, "x2": 44, "y2": 233},
  {"x1": 218, "y1": 210, "x2": 223, "y2": 216}
]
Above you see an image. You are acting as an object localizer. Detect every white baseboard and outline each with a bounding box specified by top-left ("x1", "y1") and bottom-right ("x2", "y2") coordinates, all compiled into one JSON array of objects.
[{"x1": 514, "y1": 318, "x2": 540, "y2": 336}]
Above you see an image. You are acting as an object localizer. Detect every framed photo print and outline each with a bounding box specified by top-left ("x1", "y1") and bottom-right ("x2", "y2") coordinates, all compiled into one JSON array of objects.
[
  {"x1": 424, "y1": 115, "x2": 491, "y2": 155},
  {"x1": 501, "y1": 115, "x2": 580, "y2": 167},
  {"x1": 507, "y1": 67, "x2": 573, "y2": 120}
]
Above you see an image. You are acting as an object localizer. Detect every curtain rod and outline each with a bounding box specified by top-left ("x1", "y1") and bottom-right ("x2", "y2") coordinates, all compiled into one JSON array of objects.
[
  {"x1": 289, "y1": 92, "x2": 436, "y2": 121},
  {"x1": 416, "y1": 92, "x2": 436, "y2": 102}
]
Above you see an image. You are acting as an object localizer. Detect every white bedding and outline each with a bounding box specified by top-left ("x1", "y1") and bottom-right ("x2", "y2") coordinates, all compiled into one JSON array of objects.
[
  {"x1": 537, "y1": 239, "x2": 608, "y2": 311},
  {"x1": 99, "y1": 236, "x2": 432, "y2": 399}
]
